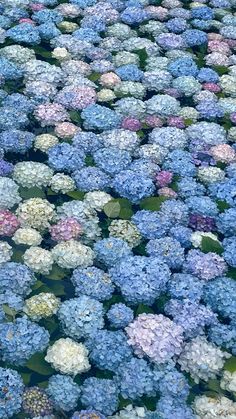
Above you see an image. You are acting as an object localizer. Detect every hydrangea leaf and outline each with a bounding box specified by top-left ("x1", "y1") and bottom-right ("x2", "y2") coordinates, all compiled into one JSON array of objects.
[
  {"x1": 201, "y1": 237, "x2": 224, "y2": 255},
  {"x1": 139, "y1": 196, "x2": 168, "y2": 211},
  {"x1": 104, "y1": 200, "x2": 121, "y2": 218},
  {"x1": 26, "y1": 353, "x2": 54, "y2": 376}
]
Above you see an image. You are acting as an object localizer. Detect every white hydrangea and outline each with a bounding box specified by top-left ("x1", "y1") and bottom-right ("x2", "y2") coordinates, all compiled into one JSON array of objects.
[
  {"x1": 0, "y1": 178, "x2": 21, "y2": 209},
  {"x1": 12, "y1": 227, "x2": 42, "y2": 246},
  {"x1": 193, "y1": 395, "x2": 236, "y2": 419},
  {"x1": 16, "y1": 198, "x2": 55, "y2": 231},
  {"x1": 220, "y1": 371, "x2": 236, "y2": 395},
  {"x1": 52, "y1": 47, "x2": 71, "y2": 61},
  {"x1": 198, "y1": 167, "x2": 225, "y2": 184},
  {"x1": 0, "y1": 241, "x2": 12, "y2": 264},
  {"x1": 228, "y1": 127, "x2": 236, "y2": 142},
  {"x1": 173, "y1": 76, "x2": 202, "y2": 97},
  {"x1": 13, "y1": 162, "x2": 53, "y2": 188},
  {"x1": 0, "y1": 45, "x2": 35, "y2": 66},
  {"x1": 109, "y1": 220, "x2": 141, "y2": 247},
  {"x1": 191, "y1": 232, "x2": 220, "y2": 248},
  {"x1": 23, "y1": 247, "x2": 54, "y2": 275},
  {"x1": 178, "y1": 336, "x2": 230, "y2": 383},
  {"x1": 136, "y1": 144, "x2": 168, "y2": 164},
  {"x1": 109, "y1": 405, "x2": 147, "y2": 419},
  {"x1": 51, "y1": 239, "x2": 94, "y2": 269},
  {"x1": 114, "y1": 82, "x2": 146, "y2": 99},
  {"x1": 84, "y1": 191, "x2": 113, "y2": 211},
  {"x1": 101, "y1": 129, "x2": 141, "y2": 153},
  {"x1": 50, "y1": 173, "x2": 75, "y2": 194},
  {"x1": 24, "y1": 292, "x2": 60, "y2": 321},
  {"x1": 113, "y1": 51, "x2": 139, "y2": 67},
  {"x1": 34, "y1": 134, "x2": 59, "y2": 153},
  {"x1": 45, "y1": 338, "x2": 90, "y2": 375},
  {"x1": 220, "y1": 74, "x2": 236, "y2": 98},
  {"x1": 97, "y1": 89, "x2": 116, "y2": 102}
]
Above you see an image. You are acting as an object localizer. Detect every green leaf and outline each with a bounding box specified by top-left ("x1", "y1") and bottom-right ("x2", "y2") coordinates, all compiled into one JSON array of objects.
[
  {"x1": 69, "y1": 111, "x2": 81, "y2": 124},
  {"x1": 2, "y1": 304, "x2": 17, "y2": 317},
  {"x1": 44, "y1": 265, "x2": 67, "y2": 281},
  {"x1": 26, "y1": 353, "x2": 54, "y2": 376},
  {"x1": 49, "y1": 282, "x2": 65, "y2": 297},
  {"x1": 67, "y1": 190, "x2": 85, "y2": 200},
  {"x1": 19, "y1": 187, "x2": 45, "y2": 199},
  {"x1": 136, "y1": 304, "x2": 154, "y2": 315},
  {"x1": 31, "y1": 280, "x2": 44, "y2": 291},
  {"x1": 227, "y1": 267, "x2": 236, "y2": 280},
  {"x1": 104, "y1": 200, "x2": 121, "y2": 218},
  {"x1": 12, "y1": 249, "x2": 24, "y2": 263},
  {"x1": 21, "y1": 373, "x2": 31, "y2": 385},
  {"x1": 201, "y1": 237, "x2": 223, "y2": 255},
  {"x1": 88, "y1": 72, "x2": 100, "y2": 82},
  {"x1": 184, "y1": 119, "x2": 193, "y2": 127},
  {"x1": 34, "y1": 46, "x2": 52, "y2": 59},
  {"x1": 139, "y1": 196, "x2": 167, "y2": 211},
  {"x1": 224, "y1": 356, "x2": 236, "y2": 373},
  {"x1": 213, "y1": 65, "x2": 229, "y2": 75},
  {"x1": 216, "y1": 200, "x2": 230, "y2": 212},
  {"x1": 134, "y1": 48, "x2": 148, "y2": 70},
  {"x1": 207, "y1": 379, "x2": 221, "y2": 393}
]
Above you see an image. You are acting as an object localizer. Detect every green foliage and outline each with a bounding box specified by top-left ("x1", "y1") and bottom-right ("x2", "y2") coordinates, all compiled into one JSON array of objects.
[
  {"x1": 66, "y1": 190, "x2": 85, "y2": 200},
  {"x1": 201, "y1": 237, "x2": 223, "y2": 255},
  {"x1": 136, "y1": 304, "x2": 154, "y2": 315},
  {"x1": 216, "y1": 200, "x2": 230, "y2": 212},
  {"x1": 224, "y1": 356, "x2": 236, "y2": 373},
  {"x1": 19, "y1": 187, "x2": 45, "y2": 199},
  {"x1": 139, "y1": 196, "x2": 167, "y2": 211},
  {"x1": 68, "y1": 111, "x2": 82, "y2": 124},
  {"x1": 104, "y1": 200, "x2": 121, "y2": 218},
  {"x1": 134, "y1": 48, "x2": 148, "y2": 70},
  {"x1": 44, "y1": 265, "x2": 67, "y2": 281},
  {"x1": 26, "y1": 353, "x2": 54, "y2": 376},
  {"x1": 104, "y1": 198, "x2": 133, "y2": 219}
]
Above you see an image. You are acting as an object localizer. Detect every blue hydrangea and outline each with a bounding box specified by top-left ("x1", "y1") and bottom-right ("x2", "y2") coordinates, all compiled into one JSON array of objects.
[
  {"x1": 38, "y1": 22, "x2": 61, "y2": 41},
  {"x1": 0, "y1": 367, "x2": 24, "y2": 418},
  {"x1": 168, "y1": 57, "x2": 199, "y2": 77},
  {"x1": 71, "y1": 266, "x2": 115, "y2": 301},
  {"x1": 93, "y1": 147, "x2": 132, "y2": 175},
  {"x1": 0, "y1": 57, "x2": 23, "y2": 80},
  {"x1": 208, "y1": 322, "x2": 236, "y2": 354},
  {"x1": 146, "y1": 237, "x2": 185, "y2": 269},
  {"x1": 32, "y1": 9, "x2": 63, "y2": 24},
  {"x1": 58, "y1": 296, "x2": 104, "y2": 339},
  {"x1": 94, "y1": 238, "x2": 133, "y2": 268},
  {"x1": 169, "y1": 226, "x2": 192, "y2": 248},
  {"x1": 209, "y1": 179, "x2": 236, "y2": 207},
  {"x1": 81, "y1": 104, "x2": 121, "y2": 131},
  {"x1": 72, "y1": 167, "x2": 111, "y2": 191},
  {"x1": 197, "y1": 68, "x2": 219, "y2": 83},
  {"x1": 0, "y1": 159, "x2": 13, "y2": 176},
  {"x1": 109, "y1": 255, "x2": 170, "y2": 305},
  {"x1": 115, "y1": 357, "x2": 155, "y2": 400},
  {"x1": 149, "y1": 127, "x2": 188, "y2": 151},
  {"x1": 86, "y1": 330, "x2": 133, "y2": 371},
  {"x1": 70, "y1": 0, "x2": 97, "y2": 8},
  {"x1": 48, "y1": 143, "x2": 85, "y2": 173},
  {"x1": 132, "y1": 210, "x2": 171, "y2": 239},
  {"x1": 0, "y1": 262, "x2": 36, "y2": 297},
  {"x1": 203, "y1": 277, "x2": 236, "y2": 322},
  {"x1": 73, "y1": 131, "x2": 103, "y2": 154},
  {"x1": 113, "y1": 170, "x2": 155, "y2": 203},
  {"x1": 73, "y1": 28, "x2": 101, "y2": 43},
  {"x1": 177, "y1": 177, "x2": 206, "y2": 199},
  {"x1": 191, "y1": 6, "x2": 214, "y2": 20},
  {"x1": 128, "y1": 158, "x2": 160, "y2": 179},
  {"x1": 223, "y1": 237, "x2": 236, "y2": 267},
  {"x1": 167, "y1": 273, "x2": 204, "y2": 302},
  {"x1": 47, "y1": 375, "x2": 81, "y2": 412},
  {"x1": 160, "y1": 200, "x2": 189, "y2": 225},
  {"x1": 120, "y1": 7, "x2": 148, "y2": 24},
  {"x1": 155, "y1": 396, "x2": 195, "y2": 419},
  {"x1": 182, "y1": 29, "x2": 208, "y2": 46},
  {"x1": 196, "y1": 100, "x2": 225, "y2": 120},
  {"x1": 0, "y1": 317, "x2": 49, "y2": 365},
  {"x1": 72, "y1": 410, "x2": 106, "y2": 419},
  {"x1": 7, "y1": 23, "x2": 41, "y2": 45},
  {"x1": 2, "y1": 94, "x2": 34, "y2": 114},
  {"x1": 154, "y1": 365, "x2": 190, "y2": 400},
  {"x1": 115, "y1": 64, "x2": 143, "y2": 81},
  {"x1": 163, "y1": 150, "x2": 197, "y2": 177},
  {"x1": 0, "y1": 16, "x2": 11, "y2": 29},
  {"x1": 165, "y1": 18, "x2": 188, "y2": 34},
  {"x1": 0, "y1": 291, "x2": 24, "y2": 311},
  {"x1": 0, "y1": 107, "x2": 29, "y2": 131},
  {"x1": 81, "y1": 378, "x2": 119, "y2": 416},
  {"x1": 80, "y1": 16, "x2": 106, "y2": 32},
  {"x1": 217, "y1": 208, "x2": 236, "y2": 236},
  {"x1": 107, "y1": 303, "x2": 134, "y2": 329},
  {"x1": 0, "y1": 129, "x2": 34, "y2": 154},
  {"x1": 186, "y1": 196, "x2": 219, "y2": 217}
]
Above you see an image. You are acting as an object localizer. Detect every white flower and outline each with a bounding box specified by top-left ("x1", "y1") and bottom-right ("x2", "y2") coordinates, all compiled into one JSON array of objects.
[
  {"x1": 52, "y1": 47, "x2": 71, "y2": 61},
  {"x1": 51, "y1": 239, "x2": 94, "y2": 269},
  {"x1": 13, "y1": 162, "x2": 53, "y2": 188},
  {"x1": 16, "y1": 198, "x2": 55, "y2": 231},
  {"x1": 220, "y1": 371, "x2": 236, "y2": 395},
  {"x1": 84, "y1": 191, "x2": 113, "y2": 211},
  {"x1": 191, "y1": 232, "x2": 220, "y2": 248},
  {"x1": 198, "y1": 167, "x2": 225, "y2": 184},
  {"x1": 34, "y1": 134, "x2": 59, "y2": 153},
  {"x1": 0, "y1": 178, "x2": 21, "y2": 209},
  {"x1": 178, "y1": 336, "x2": 230, "y2": 383},
  {"x1": 109, "y1": 220, "x2": 141, "y2": 247},
  {"x1": 0, "y1": 241, "x2": 12, "y2": 264},
  {"x1": 45, "y1": 338, "x2": 90, "y2": 375},
  {"x1": 109, "y1": 405, "x2": 146, "y2": 419},
  {"x1": 97, "y1": 89, "x2": 116, "y2": 102},
  {"x1": 24, "y1": 293, "x2": 60, "y2": 321},
  {"x1": 50, "y1": 173, "x2": 75, "y2": 194},
  {"x1": 193, "y1": 395, "x2": 236, "y2": 419},
  {"x1": 12, "y1": 227, "x2": 42, "y2": 246},
  {"x1": 23, "y1": 247, "x2": 54, "y2": 275}
]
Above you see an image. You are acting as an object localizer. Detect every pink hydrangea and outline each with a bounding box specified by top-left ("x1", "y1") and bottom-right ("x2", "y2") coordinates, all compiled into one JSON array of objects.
[
  {"x1": 34, "y1": 103, "x2": 69, "y2": 127},
  {"x1": 100, "y1": 72, "x2": 121, "y2": 88},
  {"x1": 30, "y1": 3, "x2": 45, "y2": 11},
  {"x1": 50, "y1": 218, "x2": 82, "y2": 242},
  {"x1": 230, "y1": 113, "x2": 236, "y2": 124},
  {"x1": 55, "y1": 86, "x2": 97, "y2": 111},
  {"x1": 0, "y1": 210, "x2": 20, "y2": 237},
  {"x1": 208, "y1": 40, "x2": 231, "y2": 55},
  {"x1": 210, "y1": 144, "x2": 236, "y2": 163},
  {"x1": 145, "y1": 115, "x2": 163, "y2": 128},
  {"x1": 156, "y1": 170, "x2": 173, "y2": 187},
  {"x1": 145, "y1": 6, "x2": 169, "y2": 20},
  {"x1": 202, "y1": 83, "x2": 221, "y2": 93},
  {"x1": 167, "y1": 116, "x2": 185, "y2": 128},
  {"x1": 19, "y1": 18, "x2": 35, "y2": 24},
  {"x1": 158, "y1": 187, "x2": 177, "y2": 198},
  {"x1": 122, "y1": 117, "x2": 142, "y2": 132},
  {"x1": 54, "y1": 122, "x2": 80, "y2": 139}
]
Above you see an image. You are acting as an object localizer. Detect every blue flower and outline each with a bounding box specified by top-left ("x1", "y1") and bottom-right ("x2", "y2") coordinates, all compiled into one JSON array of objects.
[
  {"x1": 115, "y1": 64, "x2": 143, "y2": 81},
  {"x1": 113, "y1": 170, "x2": 155, "y2": 203},
  {"x1": 168, "y1": 57, "x2": 199, "y2": 77},
  {"x1": 72, "y1": 166, "x2": 111, "y2": 191},
  {"x1": 167, "y1": 273, "x2": 204, "y2": 302},
  {"x1": 48, "y1": 143, "x2": 85, "y2": 173},
  {"x1": 81, "y1": 104, "x2": 121, "y2": 130},
  {"x1": 132, "y1": 210, "x2": 171, "y2": 239},
  {"x1": 94, "y1": 237, "x2": 132, "y2": 268},
  {"x1": 81, "y1": 378, "x2": 118, "y2": 416},
  {"x1": 71, "y1": 266, "x2": 115, "y2": 301},
  {"x1": 7, "y1": 23, "x2": 41, "y2": 45},
  {"x1": 182, "y1": 29, "x2": 208, "y2": 46},
  {"x1": 146, "y1": 237, "x2": 185, "y2": 269},
  {"x1": 203, "y1": 277, "x2": 236, "y2": 322},
  {"x1": 47, "y1": 374, "x2": 81, "y2": 412},
  {"x1": 107, "y1": 303, "x2": 134, "y2": 329},
  {"x1": 0, "y1": 367, "x2": 24, "y2": 418},
  {"x1": 0, "y1": 262, "x2": 36, "y2": 296},
  {"x1": 93, "y1": 147, "x2": 132, "y2": 175}
]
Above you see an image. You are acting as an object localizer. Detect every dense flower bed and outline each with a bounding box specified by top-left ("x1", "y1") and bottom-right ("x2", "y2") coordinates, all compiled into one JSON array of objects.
[{"x1": 0, "y1": 0, "x2": 236, "y2": 417}]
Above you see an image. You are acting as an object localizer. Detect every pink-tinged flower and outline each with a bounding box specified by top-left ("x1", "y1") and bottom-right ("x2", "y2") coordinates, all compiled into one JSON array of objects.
[
  {"x1": 225, "y1": 39, "x2": 236, "y2": 49},
  {"x1": 156, "y1": 170, "x2": 173, "y2": 187},
  {"x1": 19, "y1": 18, "x2": 35, "y2": 24},
  {"x1": 100, "y1": 72, "x2": 121, "y2": 88},
  {"x1": 145, "y1": 115, "x2": 163, "y2": 128},
  {"x1": 30, "y1": 3, "x2": 45, "y2": 11},
  {"x1": 230, "y1": 113, "x2": 236, "y2": 124},
  {"x1": 208, "y1": 40, "x2": 231, "y2": 55},
  {"x1": 167, "y1": 116, "x2": 185, "y2": 128},
  {"x1": 34, "y1": 103, "x2": 69, "y2": 127},
  {"x1": 54, "y1": 122, "x2": 80, "y2": 139},
  {"x1": 158, "y1": 187, "x2": 177, "y2": 198},
  {"x1": 208, "y1": 33, "x2": 223, "y2": 41},
  {"x1": 202, "y1": 83, "x2": 221, "y2": 93},
  {"x1": 210, "y1": 144, "x2": 236, "y2": 163},
  {"x1": 0, "y1": 210, "x2": 20, "y2": 237},
  {"x1": 50, "y1": 218, "x2": 82, "y2": 242},
  {"x1": 55, "y1": 86, "x2": 97, "y2": 111},
  {"x1": 121, "y1": 117, "x2": 142, "y2": 132}
]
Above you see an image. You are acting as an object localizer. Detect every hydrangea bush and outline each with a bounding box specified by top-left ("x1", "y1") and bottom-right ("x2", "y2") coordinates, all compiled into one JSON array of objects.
[{"x1": 0, "y1": 0, "x2": 236, "y2": 417}]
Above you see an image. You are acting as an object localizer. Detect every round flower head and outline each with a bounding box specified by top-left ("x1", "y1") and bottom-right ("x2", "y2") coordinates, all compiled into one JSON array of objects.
[
  {"x1": 0, "y1": 262, "x2": 36, "y2": 296},
  {"x1": 108, "y1": 220, "x2": 141, "y2": 247},
  {"x1": 107, "y1": 303, "x2": 134, "y2": 329},
  {"x1": 45, "y1": 338, "x2": 90, "y2": 375},
  {"x1": 94, "y1": 237, "x2": 133, "y2": 268},
  {"x1": 184, "y1": 249, "x2": 227, "y2": 281},
  {"x1": 146, "y1": 237, "x2": 184, "y2": 269},
  {"x1": 73, "y1": 167, "x2": 111, "y2": 192},
  {"x1": 34, "y1": 103, "x2": 69, "y2": 127},
  {"x1": 0, "y1": 241, "x2": 12, "y2": 264},
  {"x1": 55, "y1": 86, "x2": 97, "y2": 110},
  {"x1": 16, "y1": 198, "x2": 55, "y2": 231},
  {"x1": 0, "y1": 317, "x2": 49, "y2": 365},
  {"x1": 72, "y1": 410, "x2": 106, "y2": 419},
  {"x1": 34, "y1": 134, "x2": 59, "y2": 153},
  {"x1": 48, "y1": 143, "x2": 85, "y2": 173},
  {"x1": 12, "y1": 227, "x2": 42, "y2": 246},
  {"x1": 221, "y1": 371, "x2": 236, "y2": 395},
  {"x1": 54, "y1": 122, "x2": 79, "y2": 139},
  {"x1": 58, "y1": 296, "x2": 104, "y2": 339},
  {"x1": 51, "y1": 240, "x2": 94, "y2": 269},
  {"x1": 23, "y1": 247, "x2": 53, "y2": 275},
  {"x1": 50, "y1": 173, "x2": 75, "y2": 194},
  {"x1": 126, "y1": 314, "x2": 184, "y2": 363},
  {"x1": 84, "y1": 191, "x2": 112, "y2": 211},
  {"x1": 178, "y1": 336, "x2": 230, "y2": 383},
  {"x1": 0, "y1": 210, "x2": 20, "y2": 237},
  {"x1": 22, "y1": 387, "x2": 53, "y2": 418},
  {"x1": 210, "y1": 144, "x2": 236, "y2": 163},
  {"x1": 193, "y1": 395, "x2": 236, "y2": 419},
  {"x1": 47, "y1": 374, "x2": 81, "y2": 412},
  {"x1": 13, "y1": 161, "x2": 53, "y2": 188},
  {"x1": 24, "y1": 293, "x2": 60, "y2": 321},
  {"x1": 113, "y1": 170, "x2": 155, "y2": 203},
  {"x1": 71, "y1": 266, "x2": 114, "y2": 301},
  {"x1": 110, "y1": 404, "x2": 147, "y2": 418},
  {"x1": 0, "y1": 178, "x2": 21, "y2": 209},
  {"x1": 203, "y1": 277, "x2": 236, "y2": 322},
  {"x1": 50, "y1": 218, "x2": 82, "y2": 241},
  {"x1": 0, "y1": 367, "x2": 24, "y2": 418},
  {"x1": 81, "y1": 378, "x2": 118, "y2": 416}
]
